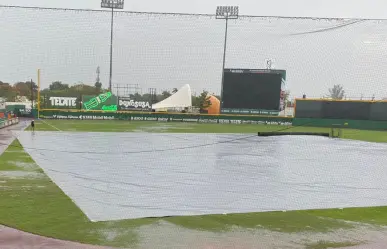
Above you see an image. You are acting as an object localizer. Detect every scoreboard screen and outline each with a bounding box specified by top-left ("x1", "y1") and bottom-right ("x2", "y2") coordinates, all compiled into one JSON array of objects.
[{"x1": 222, "y1": 69, "x2": 285, "y2": 114}]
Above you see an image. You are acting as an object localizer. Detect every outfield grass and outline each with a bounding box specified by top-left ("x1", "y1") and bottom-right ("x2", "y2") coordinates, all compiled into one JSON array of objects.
[
  {"x1": 1, "y1": 120, "x2": 387, "y2": 247},
  {"x1": 27, "y1": 119, "x2": 387, "y2": 143}
]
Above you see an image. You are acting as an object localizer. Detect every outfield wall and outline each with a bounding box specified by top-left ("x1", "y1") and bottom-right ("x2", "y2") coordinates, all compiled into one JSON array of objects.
[
  {"x1": 293, "y1": 118, "x2": 387, "y2": 130},
  {"x1": 295, "y1": 99, "x2": 387, "y2": 121},
  {"x1": 38, "y1": 110, "x2": 293, "y2": 126},
  {"x1": 293, "y1": 99, "x2": 387, "y2": 130},
  {"x1": 36, "y1": 110, "x2": 387, "y2": 130}
]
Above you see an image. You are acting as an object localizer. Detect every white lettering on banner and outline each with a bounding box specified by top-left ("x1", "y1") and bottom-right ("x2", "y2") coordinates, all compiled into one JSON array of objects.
[
  {"x1": 49, "y1": 97, "x2": 77, "y2": 107},
  {"x1": 183, "y1": 119, "x2": 198, "y2": 122},
  {"x1": 242, "y1": 120, "x2": 266, "y2": 125},
  {"x1": 42, "y1": 113, "x2": 291, "y2": 125},
  {"x1": 219, "y1": 119, "x2": 230, "y2": 124},
  {"x1": 119, "y1": 99, "x2": 151, "y2": 109},
  {"x1": 198, "y1": 119, "x2": 218, "y2": 123},
  {"x1": 54, "y1": 115, "x2": 79, "y2": 119},
  {"x1": 48, "y1": 114, "x2": 115, "y2": 120}
]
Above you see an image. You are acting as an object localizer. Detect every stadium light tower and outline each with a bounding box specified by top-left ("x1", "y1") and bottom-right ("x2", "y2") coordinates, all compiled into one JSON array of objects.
[
  {"x1": 216, "y1": 6, "x2": 239, "y2": 111},
  {"x1": 101, "y1": 0, "x2": 124, "y2": 92}
]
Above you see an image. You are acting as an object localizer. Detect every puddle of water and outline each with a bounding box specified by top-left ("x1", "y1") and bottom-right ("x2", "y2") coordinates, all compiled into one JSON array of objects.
[
  {"x1": 135, "y1": 123, "x2": 195, "y2": 132},
  {"x1": 99, "y1": 229, "x2": 120, "y2": 242},
  {"x1": 135, "y1": 221, "x2": 387, "y2": 249}
]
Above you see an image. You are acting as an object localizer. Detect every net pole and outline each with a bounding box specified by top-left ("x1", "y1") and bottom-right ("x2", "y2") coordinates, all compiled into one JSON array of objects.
[
  {"x1": 109, "y1": 7, "x2": 114, "y2": 92},
  {"x1": 220, "y1": 17, "x2": 229, "y2": 113},
  {"x1": 37, "y1": 69, "x2": 41, "y2": 118}
]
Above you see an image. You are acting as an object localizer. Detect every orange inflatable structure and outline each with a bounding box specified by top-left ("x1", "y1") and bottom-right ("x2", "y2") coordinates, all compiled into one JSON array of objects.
[{"x1": 204, "y1": 95, "x2": 220, "y2": 114}]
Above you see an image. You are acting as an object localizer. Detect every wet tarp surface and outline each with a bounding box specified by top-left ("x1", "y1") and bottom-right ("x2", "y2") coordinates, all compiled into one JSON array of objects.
[{"x1": 15, "y1": 131, "x2": 387, "y2": 222}]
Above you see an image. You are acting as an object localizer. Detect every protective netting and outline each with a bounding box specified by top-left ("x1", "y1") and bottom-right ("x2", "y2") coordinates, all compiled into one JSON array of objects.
[{"x1": 1, "y1": 6, "x2": 387, "y2": 98}]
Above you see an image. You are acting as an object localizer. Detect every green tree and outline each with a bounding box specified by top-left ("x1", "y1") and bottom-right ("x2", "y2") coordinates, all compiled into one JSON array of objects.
[
  {"x1": 129, "y1": 93, "x2": 144, "y2": 101},
  {"x1": 49, "y1": 81, "x2": 69, "y2": 91},
  {"x1": 198, "y1": 90, "x2": 211, "y2": 111},
  {"x1": 14, "y1": 82, "x2": 30, "y2": 97},
  {"x1": 69, "y1": 83, "x2": 100, "y2": 95},
  {"x1": 172, "y1": 88, "x2": 178, "y2": 94},
  {"x1": 328, "y1": 84, "x2": 345, "y2": 100},
  {"x1": 191, "y1": 95, "x2": 199, "y2": 108},
  {"x1": 284, "y1": 90, "x2": 292, "y2": 106},
  {"x1": 0, "y1": 82, "x2": 17, "y2": 101},
  {"x1": 161, "y1": 90, "x2": 171, "y2": 100},
  {"x1": 25, "y1": 81, "x2": 38, "y2": 101},
  {"x1": 95, "y1": 82, "x2": 102, "y2": 92}
]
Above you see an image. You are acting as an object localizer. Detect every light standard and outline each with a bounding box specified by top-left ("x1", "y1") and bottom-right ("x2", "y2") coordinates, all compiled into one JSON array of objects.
[
  {"x1": 216, "y1": 6, "x2": 239, "y2": 112},
  {"x1": 101, "y1": 0, "x2": 124, "y2": 92}
]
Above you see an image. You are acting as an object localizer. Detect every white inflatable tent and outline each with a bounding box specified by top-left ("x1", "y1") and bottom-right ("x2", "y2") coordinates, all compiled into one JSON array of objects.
[{"x1": 152, "y1": 84, "x2": 192, "y2": 110}]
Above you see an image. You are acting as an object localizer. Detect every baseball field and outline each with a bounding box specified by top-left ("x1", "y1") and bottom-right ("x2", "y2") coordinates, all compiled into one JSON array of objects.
[{"x1": 1, "y1": 119, "x2": 387, "y2": 249}]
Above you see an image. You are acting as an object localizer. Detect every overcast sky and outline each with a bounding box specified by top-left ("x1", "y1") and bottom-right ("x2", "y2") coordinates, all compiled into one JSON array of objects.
[
  {"x1": 1, "y1": 0, "x2": 387, "y2": 98},
  {"x1": 2, "y1": 0, "x2": 387, "y2": 18}
]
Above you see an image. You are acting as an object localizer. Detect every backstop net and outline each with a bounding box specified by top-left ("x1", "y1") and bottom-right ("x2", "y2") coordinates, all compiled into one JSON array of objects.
[{"x1": 1, "y1": 6, "x2": 387, "y2": 114}]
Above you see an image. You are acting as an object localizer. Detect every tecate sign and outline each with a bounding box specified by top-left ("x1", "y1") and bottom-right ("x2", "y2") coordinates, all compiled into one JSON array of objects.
[{"x1": 49, "y1": 97, "x2": 77, "y2": 107}]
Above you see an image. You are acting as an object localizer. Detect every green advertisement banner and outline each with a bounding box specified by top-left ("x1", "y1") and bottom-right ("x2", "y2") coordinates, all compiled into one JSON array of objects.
[
  {"x1": 82, "y1": 92, "x2": 118, "y2": 111},
  {"x1": 41, "y1": 95, "x2": 81, "y2": 109},
  {"x1": 38, "y1": 111, "x2": 293, "y2": 126}
]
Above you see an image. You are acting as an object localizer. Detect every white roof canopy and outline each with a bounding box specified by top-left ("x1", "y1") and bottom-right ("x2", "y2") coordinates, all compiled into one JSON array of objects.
[{"x1": 152, "y1": 84, "x2": 192, "y2": 109}]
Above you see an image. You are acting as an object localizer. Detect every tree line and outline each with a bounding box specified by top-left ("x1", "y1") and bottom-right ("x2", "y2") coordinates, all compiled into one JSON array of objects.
[
  {"x1": 0, "y1": 80, "x2": 216, "y2": 109},
  {"x1": 2, "y1": 80, "x2": 355, "y2": 107}
]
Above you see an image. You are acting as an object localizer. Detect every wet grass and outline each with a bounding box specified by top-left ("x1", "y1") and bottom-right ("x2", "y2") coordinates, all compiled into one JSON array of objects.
[
  {"x1": 165, "y1": 211, "x2": 353, "y2": 233},
  {"x1": 1, "y1": 120, "x2": 387, "y2": 247},
  {"x1": 0, "y1": 140, "x2": 154, "y2": 247},
  {"x1": 305, "y1": 240, "x2": 360, "y2": 249},
  {"x1": 26, "y1": 119, "x2": 387, "y2": 143}
]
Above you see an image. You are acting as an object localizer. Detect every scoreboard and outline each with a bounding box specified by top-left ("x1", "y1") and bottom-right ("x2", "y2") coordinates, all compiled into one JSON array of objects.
[{"x1": 221, "y1": 69, "x2": 286, "y2": 115}]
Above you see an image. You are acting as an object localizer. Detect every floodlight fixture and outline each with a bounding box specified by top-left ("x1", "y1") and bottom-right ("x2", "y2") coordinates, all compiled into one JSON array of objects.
[
  {"x1": 216, "y1": 6, "x2": 239, "y2": 19},
  {"x1": 101, "y1": 0, "x2": 124, "y2": 9},
  {"x1": 216, "y1": 6, "x2": 239, "y2": 112}
]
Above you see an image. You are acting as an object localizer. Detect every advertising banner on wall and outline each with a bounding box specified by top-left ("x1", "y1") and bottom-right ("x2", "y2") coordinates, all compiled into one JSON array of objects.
[
  {"x1": 118, "y1": 97, "x2": 152, "y2": 111},
  {"x1": 82, "y1": 92, "x2": 118, "y2": 111},
  {"x1": 42, "y1": 95, "x2": 81, "y2": 109},
  {"x1": 38, "y1": 110, "x2": 293, "y2": 126}
]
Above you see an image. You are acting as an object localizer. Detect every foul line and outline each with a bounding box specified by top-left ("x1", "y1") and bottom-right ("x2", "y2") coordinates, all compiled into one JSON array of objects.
[{"x1": 40, "y1": 119, "x2": 62, "y2": 131}]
